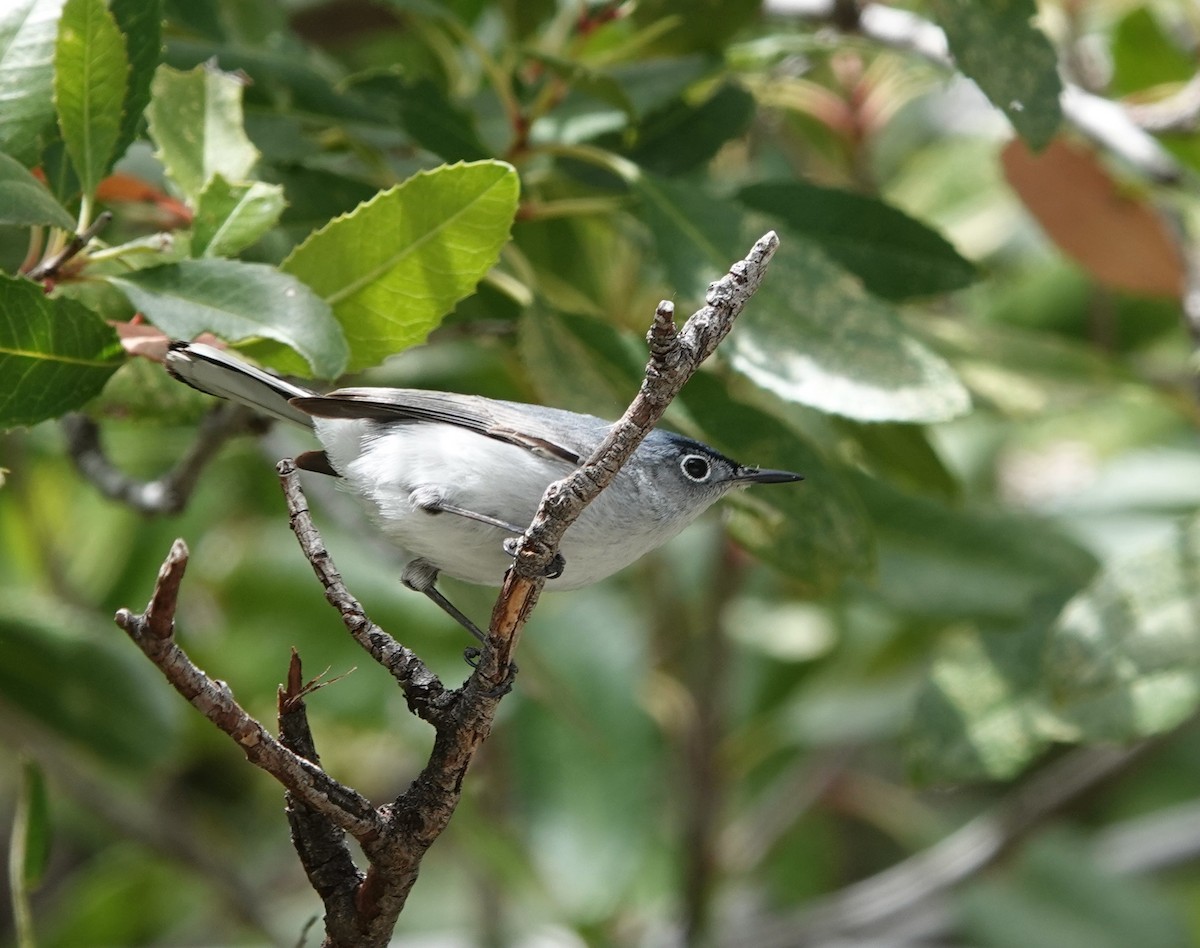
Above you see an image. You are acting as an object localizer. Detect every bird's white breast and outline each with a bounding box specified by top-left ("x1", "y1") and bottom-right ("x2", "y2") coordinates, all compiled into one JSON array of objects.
[{"x1": 312, "y1": 417, "x2": 715, "y2": 588}]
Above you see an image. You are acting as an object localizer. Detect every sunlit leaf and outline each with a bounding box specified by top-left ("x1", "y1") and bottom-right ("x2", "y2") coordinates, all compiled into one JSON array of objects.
[
  {"x1": 280, "y1": 160, "x2": 519, "y2": 371},
  {"x1": 192, "y1": 174, "x2": 286, "y2": 257},
  {"x1": 633, "y1": 175, "x2": 971, "y2": 422},
  {"x1": 1044, "y1": 514, "x2": 1200, "y2": 741},
  {"x1": 53, "y1": 0, "x2": 129, "y2": 196},
  {"x1": 145, "y1": 62, "x2": 258, "y2": 202}
]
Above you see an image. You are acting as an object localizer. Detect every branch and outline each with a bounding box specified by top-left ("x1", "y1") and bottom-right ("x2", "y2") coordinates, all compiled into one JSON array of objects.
[
  {"x1": 278, "y1": 459, "x2": 451, "y2": 726},
  {"x1": 479, "y1": 230, "x2": 781, "y2": 681},
  {"x1": 114, "y1": 540, "x2": 383, "y2": 845},
  {"x1": 278, "y1": 651, "x2": 364, "y2": 944},
  {"x1": 64, "y1": 404, "x2": 260, "y2": 515}
]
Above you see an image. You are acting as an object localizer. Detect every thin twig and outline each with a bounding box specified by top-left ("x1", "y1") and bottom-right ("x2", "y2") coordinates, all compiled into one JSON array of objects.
[
  {"x1": 64, "y1": 404, "x2": 260, "y2": 515},
  {"x1": 26, "y1": 211, "x2": 113, "y2": 281},
  {"x1": 278, "y1": 460, "x2": 451, "y2": 725},
  {"x1": 480, "y1": 231, "x2": 781, "y2": 684},
  {"x1": 728, "y1": 743, "x2": 1152, "y2": 947}
]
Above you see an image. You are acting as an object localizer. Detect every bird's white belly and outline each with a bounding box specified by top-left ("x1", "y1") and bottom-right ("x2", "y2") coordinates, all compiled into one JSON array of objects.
[{"x1": 312, "y1": 417, "x2": 695, "y2": 588}]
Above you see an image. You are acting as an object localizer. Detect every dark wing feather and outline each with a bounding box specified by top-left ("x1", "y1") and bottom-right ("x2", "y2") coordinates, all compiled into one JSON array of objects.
[{"x1": 289, "y1": 389, "x2": 586, "y2": 465}]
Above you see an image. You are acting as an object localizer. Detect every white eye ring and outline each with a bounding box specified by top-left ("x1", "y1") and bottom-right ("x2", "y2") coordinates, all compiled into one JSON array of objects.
[{"x1": 680, "y1": 454, "x2": 711, "y2": 482}]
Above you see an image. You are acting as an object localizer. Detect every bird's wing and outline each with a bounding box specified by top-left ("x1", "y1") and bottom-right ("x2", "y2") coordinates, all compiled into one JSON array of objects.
[{"x1": 290, "y1": 389, "x2": 592, "y2": 465}]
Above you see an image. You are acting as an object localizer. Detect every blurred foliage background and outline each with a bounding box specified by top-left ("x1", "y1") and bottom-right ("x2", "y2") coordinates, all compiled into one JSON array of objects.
[{"x1": 3, "y1": 0, "x2": 1200, "y2": 944}]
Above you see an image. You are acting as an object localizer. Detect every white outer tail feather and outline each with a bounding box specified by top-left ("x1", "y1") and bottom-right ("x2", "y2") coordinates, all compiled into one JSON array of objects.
[{"x1": 165, "y1": 342, "x2": 316, "y2": 427}]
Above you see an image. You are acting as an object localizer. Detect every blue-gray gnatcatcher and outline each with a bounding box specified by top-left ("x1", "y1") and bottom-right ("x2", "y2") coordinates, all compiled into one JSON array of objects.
[{"x1": 166, "y1": 341, "x2": 802, "y2": 640}]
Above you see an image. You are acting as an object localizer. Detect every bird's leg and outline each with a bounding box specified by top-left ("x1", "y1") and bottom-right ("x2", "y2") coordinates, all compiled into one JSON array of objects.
[
  {"x1": 401, "y1": 559, "x2": 486, "y2": 644},
  {"x1": 400, "y1": 559, "x2": 518, "y2": 694}
]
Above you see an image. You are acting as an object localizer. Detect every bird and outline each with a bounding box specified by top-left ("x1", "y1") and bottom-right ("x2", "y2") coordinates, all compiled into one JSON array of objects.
[{"x1": 165, "y1": 341, "x2": 802, "y2": 641}]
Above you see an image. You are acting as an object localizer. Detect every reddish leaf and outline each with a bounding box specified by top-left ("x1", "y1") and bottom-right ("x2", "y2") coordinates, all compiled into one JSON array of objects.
[{"x1": 1002, "y1": 138, "x2": 1184, "y2": 297}]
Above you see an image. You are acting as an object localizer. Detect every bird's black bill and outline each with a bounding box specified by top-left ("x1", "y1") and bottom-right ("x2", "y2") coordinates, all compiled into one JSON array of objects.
[{"x1": 735, "y1": 467, "x2": 804, "y2": 484}]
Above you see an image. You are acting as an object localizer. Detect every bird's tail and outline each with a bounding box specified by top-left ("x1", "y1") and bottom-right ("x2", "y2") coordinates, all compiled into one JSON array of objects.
[{"x1": 165, "y1": 341, "x2": 315, "y2": 427}]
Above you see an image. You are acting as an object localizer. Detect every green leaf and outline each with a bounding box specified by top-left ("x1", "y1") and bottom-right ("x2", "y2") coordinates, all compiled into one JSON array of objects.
[
  {"x1": 860, "y1": 474, "x2": 1097, "y2": 622},
  {"x1": 110, "y1": 0, "x2": 163, "y2": 161},
  {"x1": 0, "y1": 151, "x2": 75, "y2": 229},
  {"x1": 109, "y1": 259, "x2": 347, "y2": 378},
  {"x1": 525, "y1": 51, "x2": 636, "y2": 119},
  {"x1": 0, "y1": 274, "x2": 124, "y2": 429},
  {"x1": 518, "y1": 306, "x2": 642, "y2": 420},
  {"x1": 192, "y1": 174, "x2": 286, "y2": 257},
  {"x1": 634, "y1": 174, "x2": 972, "y2": 422},
  {"x1": 682, "y1": 373, "x2": 875, "y2": 595},
  {"x1": 0, "y1": 0, "x2": 66, "y2": 165},
  {"x1": 351, "y1": 73, "x2": 491, "y2": 162},
  {"x1": 15, "y1": 759, "x2": 51, "y2": 888},
  {"x1": 280, "y1": 160, "x2": 520, "y2": 371},
  {"x1": 145, "y1": 62, "x2": 258, "y2": 202},
  {"x1": 0, "y1": 592, "x2": 180, "y2": 768},
  {"x1": 738, "y1": 182, "x2": 977, "y2": 300},
  {"x1": 54, "y1": 0, "x2": 130, "y2": 196},
  {"x1": 627, "y1": 81, "x2": 755, "y2": 176},
  {"x1": 1110, "y1": 8, "x2": 1196, "y2": 96},
  {"x1": 1043, "y1": 514, "x2": 1200, "y2": 742},
  {"x1": 930, "y1": 0, "x2": 1062, "y2": 150}
]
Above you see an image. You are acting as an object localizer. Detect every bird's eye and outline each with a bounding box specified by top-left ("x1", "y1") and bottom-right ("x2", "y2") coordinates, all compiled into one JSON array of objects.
[{"x1": 680, "y1": 454, "x2": 711, "y2": 482}]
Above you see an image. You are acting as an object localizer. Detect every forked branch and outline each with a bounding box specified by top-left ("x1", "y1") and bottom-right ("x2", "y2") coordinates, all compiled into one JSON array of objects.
[{"x1": 113, "y1": 232, "x2": 780, "y2": 946}]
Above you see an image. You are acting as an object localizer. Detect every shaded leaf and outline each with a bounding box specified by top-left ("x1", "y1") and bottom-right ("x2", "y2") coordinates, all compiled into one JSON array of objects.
[
  {"x1": 0, "y1": 274, "x2": 124, "y2": 429},
  {"x1": 145, "y1": 62, "x2": 258, "y2": 202},
  {"x1": 109, "y1": 259, "x2": 347, "y2": 378},
  {"x1": 631, "y1": 0, "x2": 760, "y2": 54},
  {"x1": 682, "y1": 373, "x2": 875, "y2": 595},
  {"x1": 350, "y1": 73, "x2": 490, "y2": 162},
  {"x1": 860, "y1": 473, "x2": 1098, "y2": 623},
  {"x1": 635, "y1": 175, "x2": 970, "y2": 422},
  {"x1": 517, "y1": 306, "x2": 642, "y2": 420},
  {"x1": 526, "y1": 51, "x2": 635, "y2": 119},
  {"x1": 192, "y1": 174, "x2": 286, "y2": 257},
  {"x1": 738, "y1": 181, "x2": 977, "y2": 300},
  {"x1": 0, "y1": 151, "x2": 75, "y2": 229},
  {"x1": 54, "y1": 0, "x2": 129, "y2": 196},
  {"x1": 109, "y1": 0, "x2": 163, "y2": 161},
  {"x1": 930, "y1": 0, "x2": 1062, "y2": 150},
  {"x1": 280, "y1": 160, "x2": 519, "y2": 371},
  {"x1": 959, "y1": 835, "x2": 1191, "y2": 947},
  {"x1": 627, "y1": 81, "x2": 755, "y2": 176},
  {"x1": 0, "y1": 0, "x2": 66, "y2": 165},
  {"x1": 0, "y1": 593, "x2": 180, "y2": 768},
  {"x1": 1002, "y1": 138, "x2": 1184, "y2": 297}
]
